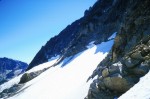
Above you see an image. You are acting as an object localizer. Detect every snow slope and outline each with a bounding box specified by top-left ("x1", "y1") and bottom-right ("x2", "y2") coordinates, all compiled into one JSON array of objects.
[
  {"x1": 119, "y1": 70, "x2": 150, "y2": 99},
  {"x1": 1, "y1": 35, "x2": 115, "y2": 99}
]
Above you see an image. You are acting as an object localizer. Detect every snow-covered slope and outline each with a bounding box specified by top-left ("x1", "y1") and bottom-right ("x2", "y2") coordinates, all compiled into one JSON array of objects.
[
  {"x1": 0, "y1": 37, "x2": 114, "y2": 99},
  {"x1": 119, "y1": 70, "x2": 150, "y2": 99},
  {"x1": 0, "y1": 59, "x2": 58, "y2": 93}
]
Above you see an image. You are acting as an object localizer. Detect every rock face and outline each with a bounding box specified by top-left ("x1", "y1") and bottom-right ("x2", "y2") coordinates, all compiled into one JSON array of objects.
[
  {"x1": 87, "y1": 36, "x2": 150, "y2": 99},
  {"x1": 0, "y1": 57, "x2": 28, "y2": 85},
  {"x1": 86, "y1": 0, "x2": 150, "y2": 98},
  {"x1": 28, "y1": 19, "x2": 82, "y2": 70}
]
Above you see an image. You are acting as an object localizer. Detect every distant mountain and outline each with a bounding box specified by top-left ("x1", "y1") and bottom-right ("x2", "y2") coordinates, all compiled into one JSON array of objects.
[{"x1": 0, "y1": 57, "x2": 28, "y2": 84}]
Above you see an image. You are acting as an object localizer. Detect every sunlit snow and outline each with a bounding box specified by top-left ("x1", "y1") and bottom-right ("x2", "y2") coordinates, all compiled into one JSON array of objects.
[
  {"x1": 5, "y1": 70, "x2": 12, "y2": 74},
  {"x1": 0, "y1": 59, "x2": 58, "y2": 93},
  {"x1": 1, "y1": 37, "x2": 115, "y2": 99},
  {"x1": 119, "y1": 70, "x2": 150, "y2": 99}
]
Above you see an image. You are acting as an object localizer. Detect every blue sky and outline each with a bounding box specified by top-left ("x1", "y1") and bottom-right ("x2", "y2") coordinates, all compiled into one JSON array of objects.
[{"x1": 0, "y1": 0, "x2": 96, "y2": 64}]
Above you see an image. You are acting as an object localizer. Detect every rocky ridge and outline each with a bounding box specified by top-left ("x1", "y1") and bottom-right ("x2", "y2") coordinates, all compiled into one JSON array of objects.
[
  {"x1": 28, "y1": 0, "x2": 126, "y2": 70},
  {"x1": 86, "y1": 0, "x2": 150, "y2": 98}
]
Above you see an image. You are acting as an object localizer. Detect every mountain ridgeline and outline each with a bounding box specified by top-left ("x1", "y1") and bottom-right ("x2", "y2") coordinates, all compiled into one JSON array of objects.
[
  {"x1": 28, "y1": 0, "x2": 126, "y2": 70},
  {"x1": 26, "y1": 0, "x2": 150, "y2": 98}
]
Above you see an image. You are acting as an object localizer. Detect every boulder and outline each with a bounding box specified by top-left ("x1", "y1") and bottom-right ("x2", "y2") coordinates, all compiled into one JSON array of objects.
[
  {"x1": 123, "y1": 57, "x2": 141, "y2": 68},
  {"x1": 19, "y1": 73, "x2": 33, "y2": 84},
  {"x1": 128, "y1": 65, "x2": 149, "y2": 76},
  {"x1": 103, "y1": 77, "x2": 131, "y2": 93},
  {"x1": 109, "y1": 73, "x2": 122, "y2": 78},
  {"x1": 97, "y1": 80, "x2": 106, "y2": 90},
  {"x1": 130, "y1": 51, "x2": 143, "y2": 60},
  {"x1": 87, "y1": 80, "x2": 116, "y2": 99},
  {"x1": 109, "y1": 65, "x2": 121, "y2": 75},
  {"x1": 124, "y1": 75, "x2": 139, "y2": 84},
  {"x1": 102, "y1": 68, "x2": 109, "y2": 77}
]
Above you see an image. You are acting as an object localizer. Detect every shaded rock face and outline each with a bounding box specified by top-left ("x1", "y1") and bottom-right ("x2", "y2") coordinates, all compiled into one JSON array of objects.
[
  {"x1": 86, "y1": 0, "x2": 150, "y2": 98},
  {"x1": 0, "y1": 57, "x2": 28, "y2": 85},
  {"x1": 28, "y1": 0, "x2": 127, "y2": 70},
  {"x1": 112, "y1": 0, "x2": 150, "y2": 62},
  {"x1": 122, "y1": 37, "x2": 150, "y2": 77}
]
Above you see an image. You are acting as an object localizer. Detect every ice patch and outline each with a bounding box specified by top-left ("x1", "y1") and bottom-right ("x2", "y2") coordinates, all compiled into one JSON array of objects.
[
  {"x1": 86, "y1": 41, "x2": 95, "y2": 49},
  {"x1": 14, "y1": 69, "x2": 22, "y2": 76},
  {"x1": 108, "y1": 32, "x2": 117, "y2": 40},
  {"x1": 48, "y1": 55, "x2": 60, "y2": 62},
  {"x1": 5, "y1": 70, "x2": 12, "y2": 74}
]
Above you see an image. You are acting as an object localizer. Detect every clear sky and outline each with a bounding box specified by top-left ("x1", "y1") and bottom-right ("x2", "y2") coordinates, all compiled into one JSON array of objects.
[{"x1": 0, "y1": 0, "x2": 96, "y2": 64}]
